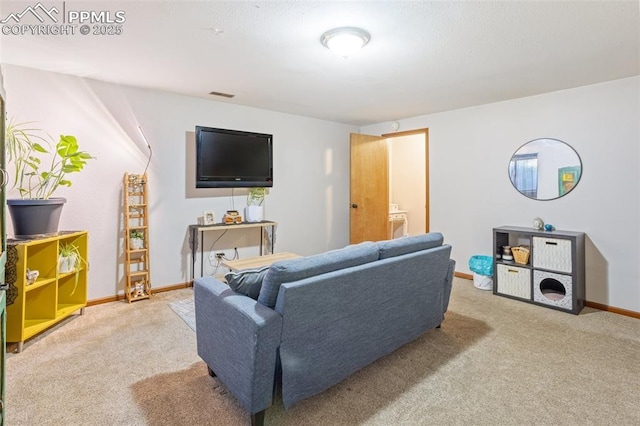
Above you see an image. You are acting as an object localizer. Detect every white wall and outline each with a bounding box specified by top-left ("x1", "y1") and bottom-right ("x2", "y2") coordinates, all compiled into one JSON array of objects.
[
  {"x1": 4, "y1": 65, "x2": 638, "y2": 312},
  {"x1": 2, "y1": 65, "x2": 357, "y2": 300},
  {"x1": 362, "y1": 77, "x2": 640, "y2": 312}
]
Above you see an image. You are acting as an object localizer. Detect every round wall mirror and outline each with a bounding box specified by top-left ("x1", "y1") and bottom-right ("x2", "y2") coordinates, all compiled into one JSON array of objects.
[{"x1": 509, "y1": 138, "x2": 582, "y2": 200}]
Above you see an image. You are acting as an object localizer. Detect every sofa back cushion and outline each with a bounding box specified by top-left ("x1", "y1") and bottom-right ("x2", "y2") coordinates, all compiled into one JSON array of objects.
[
  {"x1": 377, "y1": 232, "x2": 443, "y2": 259},
  {"x1": 275, "y1": 244, "x2": 453, "y2": 408},
  {"x1": 257, "y1": 241, "x2": 379, "y2": 308}
]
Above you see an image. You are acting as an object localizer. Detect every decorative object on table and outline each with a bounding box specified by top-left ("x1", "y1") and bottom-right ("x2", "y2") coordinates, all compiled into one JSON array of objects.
[
  {"x1": 245, "y1": 187, "x2": 267, "y2": 223},
  {"x1": 25, "y1": 268, "x2": 39, "y2": 285},
  {"x1": 532, "y1": 217, "x2": 545, "y2": 231},
  {"x1": 202, "y1": 210, "x2": 215, "y2": 225},
  {"x1": 501, "y1": 246, "x2": 513, "y2": 261},
  {"x1": 224, "y1": 210, "x2": 243, "y2": 224},
  {"x1": 511, "y1": 246, "x2": 530, "y2": 265},
  {"x1": 5, "y1": 119, "x2": 94, "y2": 238},
  {"x1": 544, "y1": 224, "x2": 554, "y2": 232}
]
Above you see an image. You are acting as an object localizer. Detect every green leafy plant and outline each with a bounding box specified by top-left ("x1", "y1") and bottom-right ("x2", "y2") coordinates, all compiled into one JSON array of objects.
[
  {"x1": 5, "y1": 119, "x2": 94, "y2": 199},
  {"x1": 247, "y1": 187, "x2": 267, "y2": 206},
  {"x1": 130, "y1": 230, "x2": 144, "y2": 240},
  {"x1": 58, "y1": 242, "x2": 88, "y2": 295}
]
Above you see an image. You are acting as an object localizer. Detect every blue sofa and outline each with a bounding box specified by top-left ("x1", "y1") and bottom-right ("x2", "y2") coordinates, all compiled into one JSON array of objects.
[{"x1": 194, "y1": 233, "x2": 455, "y2": 425}]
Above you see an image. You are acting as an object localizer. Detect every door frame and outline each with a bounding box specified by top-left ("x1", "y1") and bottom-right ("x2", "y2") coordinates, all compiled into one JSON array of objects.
[{"x1": 382, "y1": 128, "x2": 430, "y2": 233}]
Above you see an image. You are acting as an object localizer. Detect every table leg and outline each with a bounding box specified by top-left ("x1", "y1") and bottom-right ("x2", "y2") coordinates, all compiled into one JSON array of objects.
[
  {"x1": 271, "y1": 224, "x2": 275, "y2": 254},
  {"x1": 190, "y1": 227, "x2": 196, "y2": 283},
  {"x1": 200, "y1": 230, "x2": 204, "y2": 278},
  {"x1": 260, "y1": 228, "x2": 264, "y2": 256}
]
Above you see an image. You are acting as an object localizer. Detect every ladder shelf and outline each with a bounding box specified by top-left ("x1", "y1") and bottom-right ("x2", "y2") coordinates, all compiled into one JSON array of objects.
[{"x1": 123, "y1": 173, "x2": 151, "y2": 302}]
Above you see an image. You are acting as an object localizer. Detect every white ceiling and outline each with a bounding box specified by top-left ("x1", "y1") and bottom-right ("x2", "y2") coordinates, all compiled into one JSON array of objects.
[{"x1": 1, "y1": 1, "x2": 638, "y2": 126}]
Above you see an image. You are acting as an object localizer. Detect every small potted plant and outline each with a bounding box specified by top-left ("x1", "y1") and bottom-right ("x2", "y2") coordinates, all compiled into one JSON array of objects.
[
  {"x1": 58, "y1": 242, "x2": 80, "y2": 274},
  {"x1": 5, "y1": 119, "x2": 94, "y2": 237},
  {"x1": 58, "y1": 241, "x2": 88, "y2": 294},
  {"x1": 245, "y1": 187, "x2": 267, "y2": 223},
  {"x1": 129, "y1": 229, "x2": 144, "y2": 250}
]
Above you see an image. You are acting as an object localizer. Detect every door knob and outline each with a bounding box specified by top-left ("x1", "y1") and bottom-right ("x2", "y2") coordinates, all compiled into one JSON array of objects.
[{"x1": 351, "y1": 203, "x2": 358, "y2": 208}]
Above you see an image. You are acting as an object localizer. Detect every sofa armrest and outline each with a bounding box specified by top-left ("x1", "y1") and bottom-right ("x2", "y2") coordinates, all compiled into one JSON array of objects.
[
  {"x1": 194, "y1": 277, "x2": 282, "y2": 414},
  {"x1": 443, "y1": 258, "x2": 456, "y2": 313}
]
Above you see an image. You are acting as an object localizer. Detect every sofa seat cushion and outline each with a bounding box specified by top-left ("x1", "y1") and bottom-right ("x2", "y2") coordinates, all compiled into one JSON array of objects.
[
  {"x1": 225, "y1": 266, "x2": 270, "y2": 300},
  {"x1": 377, "y1": 232, "x2": 444, "y2": 259},
  {"x1": 257, "y1": 241, "x2": 379, "y2": 308}
]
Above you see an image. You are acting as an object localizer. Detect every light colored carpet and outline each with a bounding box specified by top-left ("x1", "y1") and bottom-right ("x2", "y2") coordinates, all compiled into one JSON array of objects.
[{"x1": 6, "y1": 278, "x2": 640, "y2": 425}]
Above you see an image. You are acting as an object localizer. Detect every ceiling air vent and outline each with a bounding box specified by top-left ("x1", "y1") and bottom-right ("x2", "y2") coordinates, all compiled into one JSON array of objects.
[{"x1": 209, "y1": 91, "x2": 235, "y2": 98}]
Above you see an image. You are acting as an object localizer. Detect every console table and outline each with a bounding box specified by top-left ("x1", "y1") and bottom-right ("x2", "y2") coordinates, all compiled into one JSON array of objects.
[
  {"x1": 389, "y1": 210, "x2": 408, "y2": 239},
  {"x1": 222, "y1": 252, "x2": 300, "y2": 272},
  {"x1": 188, "y1": 221, "x2": 277, "y2": 281}
]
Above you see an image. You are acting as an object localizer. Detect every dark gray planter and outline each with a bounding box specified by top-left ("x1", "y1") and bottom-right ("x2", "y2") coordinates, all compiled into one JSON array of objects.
[{"x1": 7, "y1": 198, "x2": 67, "y2": 239}]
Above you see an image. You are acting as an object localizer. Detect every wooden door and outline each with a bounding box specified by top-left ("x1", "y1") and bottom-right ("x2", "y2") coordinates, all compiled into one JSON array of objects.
[{"x1": 350, "y1": 133, "x2": 389, "y2": 244}]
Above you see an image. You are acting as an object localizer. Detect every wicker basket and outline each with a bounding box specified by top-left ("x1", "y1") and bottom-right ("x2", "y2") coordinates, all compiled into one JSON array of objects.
[{"x1": 512, "y1": 246, "x2": 530, "y2": 265}]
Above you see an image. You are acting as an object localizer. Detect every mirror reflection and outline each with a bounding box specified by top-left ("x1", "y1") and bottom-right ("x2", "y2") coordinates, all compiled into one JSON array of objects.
[{"x1": 509, "y1": 138, "x2": 582, "y2": 200}]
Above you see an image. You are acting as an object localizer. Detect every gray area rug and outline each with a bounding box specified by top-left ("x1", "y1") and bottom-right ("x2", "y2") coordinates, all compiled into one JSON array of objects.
[{"x1": 168, "y1": 298, "x2": 195, "y2": 331}]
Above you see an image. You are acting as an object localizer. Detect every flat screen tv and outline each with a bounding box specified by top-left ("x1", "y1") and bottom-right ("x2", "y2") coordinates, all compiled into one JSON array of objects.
[{"x1": 196, "y1": 126, "x2": 273, "y2": 188}]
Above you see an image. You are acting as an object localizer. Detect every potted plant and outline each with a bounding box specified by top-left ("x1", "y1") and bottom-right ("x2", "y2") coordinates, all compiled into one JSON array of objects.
[
  {"x1": 58, "y1": 241, "x2": 88, "y2": 294},
  {"x1": 5, "y1": 119, "x2": 94, "y2": 237},
  {"x1": 245, "y1": 187, "x2": 267, "y2": 223},
  {"x1": 129, "y1": 229, "x2": 144, "y2": 250}
]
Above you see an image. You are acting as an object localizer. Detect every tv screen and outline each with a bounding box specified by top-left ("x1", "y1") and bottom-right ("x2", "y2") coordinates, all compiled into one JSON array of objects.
[{"x1": 196, "y1": 126, "x2": 273, "y2": 188}]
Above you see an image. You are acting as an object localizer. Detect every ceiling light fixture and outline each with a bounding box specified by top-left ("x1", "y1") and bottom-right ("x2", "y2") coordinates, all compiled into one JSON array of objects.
[{"x1": 320, "y1": 27, "x2": 370, "y2": 58}]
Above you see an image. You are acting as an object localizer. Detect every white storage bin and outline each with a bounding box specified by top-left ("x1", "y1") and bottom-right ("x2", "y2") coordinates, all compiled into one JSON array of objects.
[
  {"x1": 533, "y1": 270, "x2": 573, "y2": 311},
  {"x1": 533, "y1": 237, "x2": 572, "y2": 273},
  {"x1": 497, "y1": 264, "x2": 531, "y2": 300}
]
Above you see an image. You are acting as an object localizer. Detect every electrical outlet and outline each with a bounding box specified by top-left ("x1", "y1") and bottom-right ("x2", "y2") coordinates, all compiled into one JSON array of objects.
[{"x1": 216, "y1": 252, "x2": 225, "y2": 259}]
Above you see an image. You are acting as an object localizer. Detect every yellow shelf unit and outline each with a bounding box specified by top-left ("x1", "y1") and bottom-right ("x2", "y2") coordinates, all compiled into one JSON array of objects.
[
  {"x1": 124, "y1": 173, "x2": 151, "y2": 303},
  {"x1": 6, "y1": 231, "x2": 88, "y2": 352}
]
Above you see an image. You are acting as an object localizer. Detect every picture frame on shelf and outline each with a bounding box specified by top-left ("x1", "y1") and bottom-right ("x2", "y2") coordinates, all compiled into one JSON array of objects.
[{"x1": 203, "y1": 210, "x2": 215, "y2": 225}]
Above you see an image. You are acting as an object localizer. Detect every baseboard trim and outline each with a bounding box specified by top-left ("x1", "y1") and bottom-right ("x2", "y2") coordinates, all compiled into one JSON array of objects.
[
  {"x1": 86, "y1": 282, "x2": 192, "y2": 307},
  {"x1": 454, "y1": 271, "x2": 473, "y2": 280},
  {"x1": 585, "y1": 301, "x2": 640, "y2": 319},
  {"x1": 88, "y1": 276, "x2": 640, "y2": 320},
  {"x1": 454, "y1": 271, "x2": 640, "y2": 319}
]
